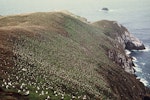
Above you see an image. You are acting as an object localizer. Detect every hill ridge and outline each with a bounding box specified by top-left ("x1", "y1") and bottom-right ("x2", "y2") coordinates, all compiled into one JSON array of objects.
[{"x1": 0, "y1": 11, "x2": 148, "y2": 100}]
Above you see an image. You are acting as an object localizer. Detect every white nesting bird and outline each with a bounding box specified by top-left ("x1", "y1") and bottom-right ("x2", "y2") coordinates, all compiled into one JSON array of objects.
[{"x1": 25, "y1": 90, "x2": 30, "y2": 95}]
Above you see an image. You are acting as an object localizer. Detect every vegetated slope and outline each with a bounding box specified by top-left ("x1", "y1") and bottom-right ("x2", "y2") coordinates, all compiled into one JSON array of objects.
[{"x1": 0, "y1": 11, "x2": 147, "y2": 100}]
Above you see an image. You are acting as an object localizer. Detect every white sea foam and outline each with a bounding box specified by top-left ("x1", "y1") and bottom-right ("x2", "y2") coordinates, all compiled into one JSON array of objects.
[
  {"x1": 140, "y1": 78, "x2": 149, "y2": 86},
  {"x1": 134, "y1": 63, "x2": 138, "y2": 67},
  {"x1": 132, "y1": 57, "x2": 138, "y2": 62},
  {"x1": 128, "y1": 47, "x2": 149, "y2": 86},
  {"x1": 134, "y1": 62, "x2": 144, "y2": 73},
  {"x1": 132, "y1": 48, "x2": 150, "y2": 86},
  {"x1": 125, "y1": 49, "x2": 131, "y2": 55},
  {"x1": 143, "y1": 45, "x2": 150, "y2": 52},
  {"x1": 140, "y1": 62, "x2": 146, "y2": 66},
  {"x1": 136, "y1": 77, "x2": 149, "y2": 86},
  {"x1": 134, "y1": 66, "x2": 142, "y2": 73}
]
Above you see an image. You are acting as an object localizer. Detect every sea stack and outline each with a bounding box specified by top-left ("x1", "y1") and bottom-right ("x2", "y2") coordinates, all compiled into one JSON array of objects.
[{"x1": 102, "y1": 7, "x2": 109, "y2": 11}]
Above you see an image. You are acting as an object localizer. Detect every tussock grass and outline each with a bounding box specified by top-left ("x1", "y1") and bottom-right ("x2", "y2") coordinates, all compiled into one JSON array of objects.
[{"x1": 0, "y1": 11, "x2": 117, "y2": 99}]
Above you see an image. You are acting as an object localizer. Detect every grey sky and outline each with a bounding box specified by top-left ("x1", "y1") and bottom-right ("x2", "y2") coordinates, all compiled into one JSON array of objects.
[
  {"x1": 0, "y1": 0, "x2": 101, "y2": 15},
  {"x1": 0, "y1": 0, "x2": 149, "y2": 21}
]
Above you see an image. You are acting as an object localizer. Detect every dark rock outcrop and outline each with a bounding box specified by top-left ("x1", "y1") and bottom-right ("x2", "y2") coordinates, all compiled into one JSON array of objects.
[
  {"x1": 121, "y1": 30, "x2": 145, "y2": 50},
  {"x1": 126, "y1": 41, "x2": 145, "y2": 50},
  {"x1": 102, "y1": 7, "x2": 109, "y2": 11},
  {"x1": 143, "y1": 95, "x2": 150, "y2": 100}
]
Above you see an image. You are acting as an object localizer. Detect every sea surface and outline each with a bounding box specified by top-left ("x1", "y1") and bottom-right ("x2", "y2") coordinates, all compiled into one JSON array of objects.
[
  {"x1": 0, "y1": 0, "x2": 150, "y2": 87},
  {"x1": 96, "y1": 0, "x2": 150, "y2": 87}
]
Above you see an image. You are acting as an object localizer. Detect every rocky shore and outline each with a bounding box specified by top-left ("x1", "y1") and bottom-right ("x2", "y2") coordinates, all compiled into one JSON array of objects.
[
  {"x1": 93, "y1": 20, "x2": 150, "y2": 99},
  {"x1": 93, "y1": 20, "x2": 145, "y2": 74}
]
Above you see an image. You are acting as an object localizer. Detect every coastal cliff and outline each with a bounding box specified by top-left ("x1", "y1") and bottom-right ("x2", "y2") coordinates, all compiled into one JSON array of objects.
[
  {"x1": 93, "y1": 20, "x2": 145, "y2": 50},
  {"x1": 93, "y1": 20, "x2": 145, "y2": 74},
  {"x1": 0, "y1": 11, "x2": 148, "y2": 100}
]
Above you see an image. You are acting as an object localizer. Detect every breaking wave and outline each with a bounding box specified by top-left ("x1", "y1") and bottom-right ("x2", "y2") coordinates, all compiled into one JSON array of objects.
[
  {"x1": 132, "y1": 56, "x2": 138, "y2": 62},
  {"x1": 125, "y1": 49, "x2": 131, "y2": 55},
  {"x1": 132, "y1": 55, "x2": 149, "y2": 86},
  {"x1": 134, "y1": 66, "x2": 142, "y2": 73},
  {"x1": 136, "y1": 77, "x2": 149, "y2": 86},
  {"x1": 143, "y1": 45, "x2": 150, "y2": 52}
]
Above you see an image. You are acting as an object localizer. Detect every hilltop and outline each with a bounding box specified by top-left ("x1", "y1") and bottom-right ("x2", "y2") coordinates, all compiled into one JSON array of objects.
[{"x1": 0, "y1": 11, "x2": 148, "y2": 100}]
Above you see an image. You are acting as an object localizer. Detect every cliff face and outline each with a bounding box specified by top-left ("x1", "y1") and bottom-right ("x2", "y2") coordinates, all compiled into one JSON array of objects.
[
  {"x1": 93, "y1": 20, "x2": 145, "y2": 50},
  {"x1": 93, "y1": 20, "x2": 147, "y2": 100},
  {"x1": 116, "y1": 24, "x2": 145, "y2": 50},
  {"x1": 0, "y1": 11, "x2": 148, "y2": 100},
  {"x1": 93, "y1": 20, "x2": 145, "y2": 74}
]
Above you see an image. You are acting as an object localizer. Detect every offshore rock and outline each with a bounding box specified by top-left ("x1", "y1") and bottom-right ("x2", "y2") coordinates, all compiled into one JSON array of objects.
[{"x1": 102, "y1": 7, "x2": 109, "y2": 11}]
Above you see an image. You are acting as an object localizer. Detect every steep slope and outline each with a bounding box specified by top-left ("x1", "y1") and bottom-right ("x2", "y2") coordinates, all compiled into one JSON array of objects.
[
  {"x1": 0, "y1": 11, "x2": 148, "y2": 100},
  {"x1": 92, "y1": 20, "x2": 145, "y2": 74}
]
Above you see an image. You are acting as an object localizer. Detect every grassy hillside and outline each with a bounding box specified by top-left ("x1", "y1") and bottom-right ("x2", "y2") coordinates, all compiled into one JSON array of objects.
[{"x1": 0, "y1": 11, "x2": 146, "y2": 100}]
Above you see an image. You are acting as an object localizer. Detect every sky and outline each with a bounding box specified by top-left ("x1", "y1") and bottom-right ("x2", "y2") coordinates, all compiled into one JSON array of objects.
[
  {"x1": 0, "y1": 0, "x2": 150, "y2": 21},
  {"x1": 0, "y1": 0, "x2": 149, "y2": 14},
  {"x1": 0, "y1": 0, "x2": 100, "y2": 15}
]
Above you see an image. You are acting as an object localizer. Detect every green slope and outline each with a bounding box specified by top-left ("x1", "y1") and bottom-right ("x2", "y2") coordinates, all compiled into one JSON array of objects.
[{"x1": 0, "y1": 11, "x2": 147, "y2": 100}]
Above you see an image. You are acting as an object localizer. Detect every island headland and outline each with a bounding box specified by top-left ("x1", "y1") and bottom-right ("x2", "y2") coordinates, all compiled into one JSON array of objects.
[{"x1": 0, "y1": 11, "x2": 149, "y2": 100}]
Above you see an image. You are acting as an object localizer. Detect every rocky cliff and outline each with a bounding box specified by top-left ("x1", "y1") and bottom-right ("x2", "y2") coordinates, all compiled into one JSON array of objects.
[
  {"x1": 93, "y1": 20, "x2": 145, "y2": 74},
  {"x1": 0, "y1": 11, "x2": 149, "y2": 100},
  {"x1": 93, "y1": 20, "x2": 145, "y2": 50}
]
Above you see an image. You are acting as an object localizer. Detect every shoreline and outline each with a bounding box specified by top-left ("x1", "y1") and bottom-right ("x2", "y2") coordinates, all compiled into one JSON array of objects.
[{"x1": 127, "y1": 47, "x2": 150, "y2": 87}]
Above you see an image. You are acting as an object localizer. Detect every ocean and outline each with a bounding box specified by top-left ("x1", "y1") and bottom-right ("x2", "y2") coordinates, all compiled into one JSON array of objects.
[
  {"x1": 94, "y1": 0, "x2": 150, "y2": 87},
  {"x1": 0, "y1": 0, "x2": 150, "y2": 87}
]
